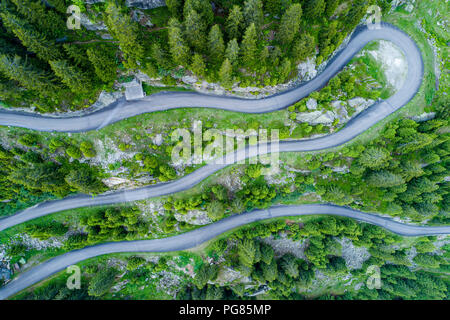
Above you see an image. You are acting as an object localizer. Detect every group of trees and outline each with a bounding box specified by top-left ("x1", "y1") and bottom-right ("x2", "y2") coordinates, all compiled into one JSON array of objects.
[
  {"x1": 295, "y1": 104, "x2": 449, "y2": 222},
  {"x1": 0, "y1": 0, "x2": 118, "y2": 112},
  {"x1": 0, "y1": 133, "x2": 106, "y2": 216},
  {"x1": 78, "y1": 207, "x2": 150, "y2": 243},
  {"x1": 158, "y1": 0, "x2": 374, "y2": 88},
  {"x1": 183, "y1": 230, "x2": 316, "y2": 300},
  {"x1": 349, "y1": 264, "x2": 448, "y2": 300},
  {"x1": 0, "y1": 0, "x2": 383, "y2": 111},
  {"x1": 178, "y1": 212, "x2": 450, "y2": 300},
  {"x1": 162, "y1": 164, "x2": 277, "y2": 223},
  {"x1": 14, "y1": 263, "x2": 117, "y2": 300},
  {"x1": 11, "y1": 212, "x2": 449, "y2": 300}
]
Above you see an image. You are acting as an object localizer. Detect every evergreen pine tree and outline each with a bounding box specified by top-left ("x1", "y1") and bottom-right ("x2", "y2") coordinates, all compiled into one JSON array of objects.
[
  {"x1": 292, "y1": 33, "x2": 315, "y2": 63},
  {"x1": 241, "y1": 23, "x2": 258, "y2": 69},
  {"x1": 46, "y1": 0, "x2": 68, "y2": 13},
  {"x1": 63, "y1": 44, "x2": 91, "y2": 68},
  {"x1": 265, "y1": 0, "x2": 282, "y2": 16},
  {"x1": 105, "y1": 2, "x2": 144, "y2": 69},
  {"x1": 183, "y1": 0, "x2": 214, "y2": 26},
  {"x1": 243, "y1": 0, "x2": 264, "y2": 29},
  {"x1": 151, "y1": 43, "x2": 169, "y2": 69},
  {"x1": 225, "y1": 38, "x2": 240, "y2": 65},
  {"x1": 325, "y1": 0, "x2": 341, "y2": 17},
  {"x1": 208, "y1": 24, "x2": 225, "y2": 66},
  {"x1": 278, "y1": 3, "x2": 303, "y2": 45},
  {"x1": 168, "y1": 18, "x2": 190, "y2": 66},
  {"x1": 304, "y1": 0, "x2": 326, "y2": 21},
  {"x1": 184, "y1": 9, "x2": 207, "y2": 52},
  {"x1": 11, "y1": 0, "x2": 64, "y2": 37},
  {"x1": 166, "y1": 0, "x2": 183, "y2": 17},
  {"x1": 225, "y1": 5, "x2": 243, "y2": 40},
  {"x1": 258, "y1": 46, "x2": 269, "y2": 72},
  {"x1": 278, "y1": 58, "x2": 291, "y2": 82},
  {"x1": 219, "y1": 58, "x2": 233, "y2": 89},
  {"x1": 190, "y1": 53, "x2": 207, "y2": 78},
  {"x1": 86, "y1": 45, "x2": 117, "y2": 83}
]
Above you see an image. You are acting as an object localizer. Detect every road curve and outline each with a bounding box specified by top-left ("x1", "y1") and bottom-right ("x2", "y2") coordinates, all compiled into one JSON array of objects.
[
  {"x1": 1, "y1": 204, "x2": 449, "y2": 300},
  {"x1": 0, "y1": 23, "x2": 421, "y2": 132},
  {"x1": 0, "y1": 22, "x2": 424, "y2": 231}
]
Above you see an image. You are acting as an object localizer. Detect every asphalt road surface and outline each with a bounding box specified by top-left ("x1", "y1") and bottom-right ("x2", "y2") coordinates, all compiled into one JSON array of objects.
[
  {"x1": 1, "y1": 204, "x2": 449, "y2": 300},
  {"x1": 0, "y1": 22, "x2": 424, "y2": 231}
]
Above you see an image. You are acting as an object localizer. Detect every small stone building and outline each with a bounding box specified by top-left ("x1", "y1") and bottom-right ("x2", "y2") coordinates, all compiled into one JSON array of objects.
[{"x1": 124, "y1": 79, "x2": 145, "y2": 101}]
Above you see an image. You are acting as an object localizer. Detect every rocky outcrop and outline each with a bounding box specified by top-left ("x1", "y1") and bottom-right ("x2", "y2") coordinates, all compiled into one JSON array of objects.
[
  {"x1": 175, "y1": 210, "x2": 212, "y2": 226},
  {"x1": 80, "y1": 13, "x2": 107, "y2": 31},
  {"x1": 306, "y1": 98, "x2": 318, "y2": 110},
  {"x1": 125, "y1": 0, "x2": 166, "y2": 9},
  {"x1": 296, "y1": 110, "x2": 336, "y2": 125}
]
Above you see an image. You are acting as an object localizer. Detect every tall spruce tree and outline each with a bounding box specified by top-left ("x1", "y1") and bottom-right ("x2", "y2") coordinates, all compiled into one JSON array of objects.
[
  {"x1": 243, "y1": 0, "x2": 264, "y2": 29},
  {"x1": 166, "y1": 0, "x2": 183, "y2": 18},
  {"x1": 190, "y1": 53, "x2": 207, "y2": 78},
  {"x1": 225, "y1": 5, "x2": 243, "y2": 40},
  {"x1": 304, "y1": 0, "x2": 326, "y2": 21},
  {"x1": 11, "y1": 0, "x2": 64, "y2": 37},
  {"x1": 225, "y1": 38, "x2": 240, "y2": 65},
  {"x1": 325, "y1": 0, "x2": 341, "y2": 17},
  {"x1": 278, "y1": 3, "x2": 303, "y2": 45},
  {"x1": 183, "y1": 0, "x2": 214, "y2": 26},
  {"x1": 292, "y1": 33, "x2": 315, "y2": 63},
  {"x1": 241, "y1": 23, "x2": 258, "y2": 69},
  {"x1": 86, "y1": 45, "x2": 117, "y2": 83},
  {"x1": 219, "y1": 58, "x2": 233, "y2": 89},
  {"x1": 208, "y1": 24, "x2": 225, "y2": 66},
  {"x1": 184, "y1": 9, "x2": 207, "y2": 52},
  {"x1": 105, "y1": 2, "x2": 144, "y2": 69},
  {"x1": 168, "y1": 18, "x2": 190, "y2": 66}
]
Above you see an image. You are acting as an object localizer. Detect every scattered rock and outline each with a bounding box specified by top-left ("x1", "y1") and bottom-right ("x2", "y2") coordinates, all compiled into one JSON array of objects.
[
  {"x1": 124, "y1": 79, "x2": 145, "y2": 100},
  {"x1": 80, "y1": 13, "x2": 107, "y2": 31},
  {"x1": 100, "y1": 33, "x2": 113, "y2": 40},
  {"x1": 0, "y1": 267, "x2": 11, "y2": 281},
  {"x1": 297, "y1": 57, "x2": 318, "y2": 82},
  {"x1": 296, "y1": 110, "x2": 335, "y2": 125},
  {"x1": 367, "y1": 40, "x2": 407, "y2": 91},
  {"x1": 260, "y1": 234, "x2": 308, "y2": 259},
  {"x1": 131, "y1": 9, "x2": 154, "y2": 27},
  {"x1": 306, "y1": 98, "x2": 318, "y2": 110},
  {"x1": 347, "y1": 97, "x2": 375, "y2": 114},
  {"x1": 337, "y1": 237, "x2": 370, "y2": 270},
  {"x1": 125, "y1": 0, "x2": 166, "y2": 10},
  {"x1": 102, "y1": 177, "x2": 132, "y2": 188},
  {"x1": 175, "y1": 210, "x2": 212, "y2": 226},
  {"x1": 410, "y1": 112, "x2": 436, "y2": 122},
  {"x1": 153, "y1": 134, "x2": 163, "y2": 146},
  {"x1": 215, "y1": 266, "x2": 245, "y2": 285},
  {"x1": 181, "y1": 75, "x2": 198, "y2": 85}
]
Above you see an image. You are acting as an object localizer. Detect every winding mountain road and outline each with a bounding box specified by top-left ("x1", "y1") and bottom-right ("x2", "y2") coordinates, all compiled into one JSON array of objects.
[
  {"x1": 0, "y1": 23, "x2": 420, "y2": 132},
  {"x1": 0, "y1": 22, "x2": 424, "y2": 231},
  {"x1": 1, "y1": 204, "x2": 449, "y2": 300},
  {"x1": 1, "y1": 23, "x2": 445, "y2": 300}
]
